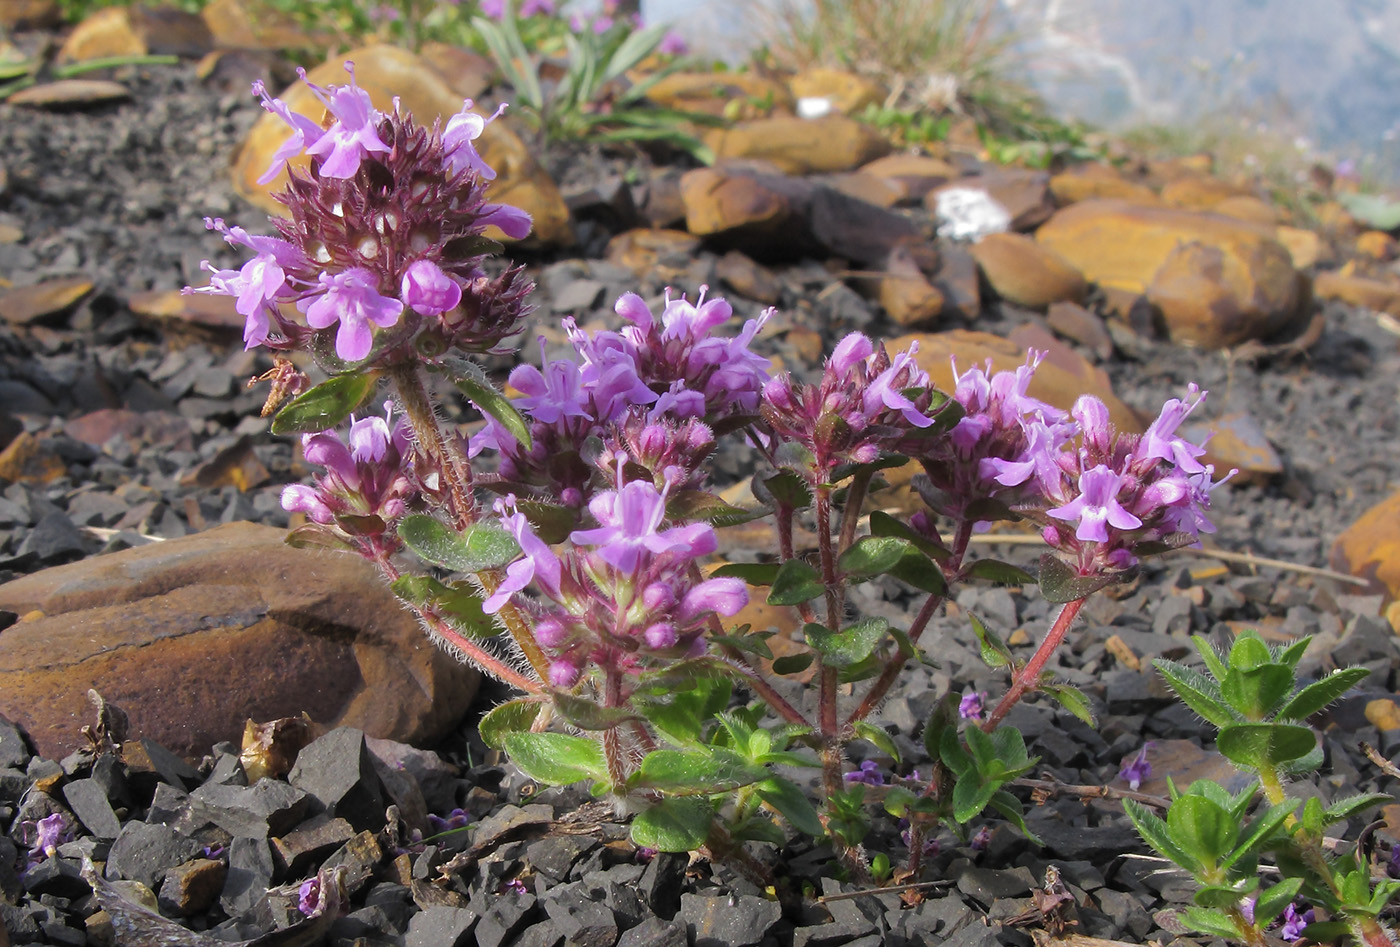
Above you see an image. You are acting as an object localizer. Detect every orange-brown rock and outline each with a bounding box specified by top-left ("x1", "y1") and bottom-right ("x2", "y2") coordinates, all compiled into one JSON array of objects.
[
  {"x1": 1046, "y1": 301, "x2": 1113, "y2": 360},
  {"x1": 604, "y1": 228, "x2": 702, "y2": 281},
  {"x1": 824, "y1": 172, "x2": 903, "y2": 208},
  {"x1": 0, "y1": 522, "x2": 481, "y2": 760},
  {"x1": 679, "y1": 167, "x2": 796, "y2": 241},
  {"x1": 1331, "y1": 489, "x2": 1400, "y2": 602},
  {"x1": 231, "y1": 45, "x2": 570, "y2": 246},
  {"x1": 787, "y1": 68, "x2": 885, "y2": 115},
  {"x1": 1275, "y1": 226, "x2": 1326, "y2": 270},
  {"x1": 417, "y1": 42, "x2": 493, "y2": 101},
  {"x1": 642, "y1": 71, "x2": 794, "y2": 119},
  {"x1": 716, "y1": 250, "x2": 782, "y2": 305},
  {"x1": 200, "y1": 0, "x2": 324, "y2": 50},
  {"x1": 1210, "y1": 195, "x2": 1280, "y2": 226},
  {"x1": 1036, "y1": 200, "x2": 1304, "y2": 349},
  {"x1": 1159, "y1": 176, "x2": 1248, "y2": 211},
  {"x1": 0, "y1": 431, "x2": 67, "y2": 484},
  {"x1": 969, "y1": 232, "x2": 1086, "y2": 309},
  {"x1": 1313, "y1": 271, "x2": 1400, "y2": 316},
  {"x1": 0, "y1": 0, "x2": 59, "y2": 29},
  {"x1": 931, "y1": 169, "x2": 1054, "y2": 231},
  {"x1": 57, "y1": 5, "x2": 212, "y2": 62},
  {"x1": 857, "y1": 153, "x2": 960, "y2": 202},
  {"x1": 1357, "y1": 230, "x2": 1398, "y2": 261},
  {"x1": 0, "y1": 278, "x2": 91, "y2": 326},
  {"x1": 7, "y1": 79, "x2": 131, "y2": 108},
  {"x1": 703, "y1": 115, "x2": 891, "y2": 175},
  {"x1": 1182, "y1": 412, "x2": 1282, "y2": 485},
  {"x1": 876, "y1": 249, "x2": 944, "y2": 328},
  {"x1": 1049, "y1": 163, "x2": 1157, "y2": 206}
]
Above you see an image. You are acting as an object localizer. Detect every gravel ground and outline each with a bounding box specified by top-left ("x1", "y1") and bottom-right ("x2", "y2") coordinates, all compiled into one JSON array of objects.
[{"x1": 3, "y1": 59, "x2": 1400, "y2": 947}]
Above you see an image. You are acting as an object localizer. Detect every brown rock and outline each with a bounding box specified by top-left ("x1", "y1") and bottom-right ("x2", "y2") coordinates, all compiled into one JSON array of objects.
[
  {"x1": 127, "y1": 288, "x2": 246, "y2": 339},
  {"x1": 0, "y1": 278, "x2": 91, "y2": 325},
  {"x1": 703, "y1": 115, "x2": 891, "y2": 175},
  {"x1": 824, "y1": 172, "x2": 903, "y2": 208},
  {"x1": 64, "y1": 409, "x2": 194, "y2": 452},
  {"x1": 680, "y1": 167, "x2": 797, "y2": 242},
  {"x1": 1159, "y1": 176, "x2": 1249, "y2": 211},
  {"x1": 643, "y1": 71, "x2": 794, "y2": 119},
  {"x1": 0, "y1": 0, "x2": 59, "y2": 29},
  {"x1": 0, "y1": 222, "x2": 21, "y2": 245},
  {"x1": 930, "y1": 169, "x2": 1054, "y2": 232},
  {"x1": 604, "y1": 228, "x2": 701, "y2": 281},
  {"x1": 200, "y1": 0, "x2": 324, "y2": 50},
  {"x1": 1331, "y1": 489, "x2": 1400, "y2": 602},
  {"x1": 0, "y1": 432, "x2": 67, "y2": 484},
  {"x1": 1182, "y1": 412, "x2": 1282, "y2": 485},
  {"x1": 1314, "y1": 200, "x2": 1360, "y2": 235},
  {"x1": 7, "y1": 79, "x2": 130, "y2": 109},
  {"x1": 1211, "y1": 195, "x2": 1280, "y2": 226},
  {"x1": 1049, "y1": 163, "x2": 1157, "y2": 206},
  {"x1": 1357, "y1": 230, "x2": 1398, "y2": 261},
  {"x1": 969, "y1": 232, "x2": 1086, "y2": 309},
  {"x1": 179, "y1": 434, "x2": 271, "y2": 490},
  {"x1": 231, "y1": 45, "x2": 571, "y2": 246},
  {"x1": 1037, "y1": 200, "x2": 1303, "y2": 348},
  {"x1": 787, "y1": 68, "x2": 885, "y2": 115},
  {"x1": 858, "y1": 153, "x2": 960, "y2": 203},
  {"x1": 716, "y1": 250, "x2": 782, "y2": 305},
  {"x1": 0, "y1": 522, "x2": 480, "y2": 760},
  {"x1": 417, "y1": 42, "x2": 493, "y2": 101},
  {"x1": 877, "y1": 248, "x2": 944, "y2": 328},
  {"x1": 1275, "y1": 226, "x2": 1326, "y2": 270},
  {"x1": 158, "y1": 859, "x2": 225, "y2": 916},
  {"x1": 1313, "y1": 271, "x2": 1400, "y2": 316},
  {"x1": 1046, "y1": 301, "x2": 1113, "y2": 360},
  {"x1": 56, "y1": 7, "x2": 145, "y2": 61},
  {"x1": 928, "y1": 243, "x2": 980, "y2": 319}
]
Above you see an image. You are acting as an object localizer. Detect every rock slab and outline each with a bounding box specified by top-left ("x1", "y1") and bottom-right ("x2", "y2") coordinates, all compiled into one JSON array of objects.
[{"x1": 0, "y1": 522, "x2": 479, "y2": 759}]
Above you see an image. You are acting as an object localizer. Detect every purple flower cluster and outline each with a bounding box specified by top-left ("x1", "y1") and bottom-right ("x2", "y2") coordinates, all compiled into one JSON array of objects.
[
  {"x1": 1280, "y1": 902, "x2": 1315, "y2": 941},
  {"x1": 188, "y1": 65, "x2": 533, "y2": 363},
  {"x1": 843, "y1": 760, "x2": 885, "y2": 786},
  {"x1": 761, "y1": 333, "x2": 938, "y2": 479},
  {"x1": 281, "y1": 402, "x2": 422, "y2": 555},
  {"x1": 910, "y1": 354, "x2": 1230, "y2": 573},
  {"x1": 958, "y1": 689, "x2": 986, "y2": 720},
  {"x1": 470, "y1": 287, "x2": 770, "y2": 505},
  {"x1": 484, "y1": 466, "x2": 747, "y2": 687}
]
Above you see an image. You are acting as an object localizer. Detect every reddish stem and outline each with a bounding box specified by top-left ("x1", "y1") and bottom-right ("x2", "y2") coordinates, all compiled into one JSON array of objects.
[{"x1": 984, "y1": 597, "x2": 1086, "y2": 730}]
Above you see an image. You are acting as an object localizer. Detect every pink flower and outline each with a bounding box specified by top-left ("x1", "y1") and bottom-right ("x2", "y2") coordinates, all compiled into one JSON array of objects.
[
  {"x1": 571, "y1": 477, "x2": 716, "y2": 573},
  {"x1": 401, "y1": 259, "x2": 462, "y2": 316},
  {"x1": 299, "y1": 267, "x2": 404, "y2": 362},
  {"x1": 443, "y1": 102, "x2": 506, "y2": 180},
  {"x1": 1047, "y1": 465, "x2": 1142, "y2": 543},
  {"x1": 301, "y1": 64, "x2": 391, "y2": 179}
]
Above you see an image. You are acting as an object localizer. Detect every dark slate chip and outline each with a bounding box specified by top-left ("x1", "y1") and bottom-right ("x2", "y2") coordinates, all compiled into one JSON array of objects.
[
  {"x1": 106, "y1": 821, "x2": 202, "y2": 890},
  {"x1": 680, "y1": 892, "x2": 781, "y2": 947},
  {"x1": 61, "y1": 777, "x2": 122, "y2": 840},
  {"x1": 287, "y1": 727, "x2": 387, "y2": 832},
  {"x1": 406, "y1": 904, "x2": 479, "y2": 947}
]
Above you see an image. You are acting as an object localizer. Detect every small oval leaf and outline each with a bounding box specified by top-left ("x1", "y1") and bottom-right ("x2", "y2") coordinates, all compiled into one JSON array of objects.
[{"x1": 270, "y1": 372, "x2": 379, "y2": 435}]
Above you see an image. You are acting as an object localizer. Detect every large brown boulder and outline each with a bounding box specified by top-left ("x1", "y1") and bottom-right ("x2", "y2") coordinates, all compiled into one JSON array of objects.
[
  {"x1": 1332, "y1": 489, "x2": 1400, "y2": 606},
  {"x1": 1036, "y1": 199, "x2": 1305, "y2": 349},
  {"x1": 969, "y1": 232, "x2": 1086, "y2": 310},
  {"x1": 0, "y1": 522, "x2": 480, "y2": 760},
  {"x1": 231, "y1": 45, "x2": 571, "y2": 246},
  {"x1": 703, "y1": 115, "x2": 891, "y2": 175}
]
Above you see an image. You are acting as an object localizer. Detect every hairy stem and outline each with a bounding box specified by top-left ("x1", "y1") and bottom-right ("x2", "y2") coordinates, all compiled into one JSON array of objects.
[
  {"x1": 984, "y1": 596, "x2": 1086, "y2": 730},
  {"x1": 602, "y1": 664, "x2": 629, "y2": 794}
]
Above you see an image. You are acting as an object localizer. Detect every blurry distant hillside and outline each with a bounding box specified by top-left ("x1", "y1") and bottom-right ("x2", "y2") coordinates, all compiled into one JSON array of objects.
[{"x1": 647, "y1": 0, "x2": 1400, "y2": 184}]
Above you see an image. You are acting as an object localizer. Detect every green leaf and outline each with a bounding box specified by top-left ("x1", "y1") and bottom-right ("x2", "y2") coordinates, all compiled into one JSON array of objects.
[
  {"x1": 271, "y1": 372, "x2": 378, "y2": 435},
  {"x1": 515, "y1": 499, "x2": 578, "y2": 544},
  {"x1": 712, "y1": 628, "x2": 774, "y2": 660},
  {"x1": 1275, "y1": 636, "x2": 1311, "y2": 670},
  {"x1": 756, "y1": 470, "x2": 812, "y2": 510},
  {"x1": 1037, "y1": 553, "x2": 1117, "y2": 604},
  {"x1": 1166, "y1": 794, "x2": 1236, "y2": 868},
  {"x1": 1322, "y1": 793, "x2": 1392, "y2": 826},
  {"x1": 631, "y1": 796, "x2": 715, "y2": 852},
  {"x1": 852, "y1": 722, "x2": 901, "y2": 764},
  {"x1": 1040, "y1": 683, "x2": 1096, "y2": 726},
  {"x1": 881, "y1": 785, "x2": 919, "y2": 817},
  {"x1": 1124, "y1": 798, "x2": 1195, "y2": 870},
  {"x1": 667, "y1": 490, "x2": 766, "y2": 527},
  {"x1": 839, "y1": 536, "x2": 910, "y2": 581},
  {"x1": 923, "y1": 692, "x2": 959, "y2": 762},
  {"x1": 805, "y1": 618, "x2": 888, "y2": 668},
  {"x1": 1191, "y1": 635, "x2": 1228, "y2": 681},
  {"x1": 478, "y1": 698, "x2": 542, "y2": 751},
  {"x1": 951, "y1": 771, "x2": 1001, "y2": 824},
  {"x1": 1180, "y1": 907, "x2": 1247, "y2": 940},
  {"x1": 1339, "y1": 191, "x2": 1400, "y2": 231},
  {"x1": 1220, "y1": 664, "x2": 1294, "y2": 719},
  {"x1": 868, "y1": 510, "x2": 951, "y2": 560},
  {"x1": 987, "y1": 790, "x2": 1042, "y2": 844},
  {"x1": 634, "y1": 658, "x2": 737, "y2": 693},
  {"x1": 398, "y1": 515, "x2": 521, "y2": 573},
  {"x1": 632, "y1": 748, "x2": 768, "y2": 794},
  {"x1": 284, "y1": 524, "x2": 356, "y2": 552},
  {"x1": 445, "y1": 362, "x2": 532, "y2": 451},
  {"x1": 888, "y1": 549, "x2": 948, "y2": 596},
  {"x1": 389, "y1": 575, "x2": 499, "y2": 640},
  {"x1": 756, "y1": 777, "x2": 825, "y2": 836},
  {"x1": 768, "y1": 559, "x2": 825, "y2": 606},
  {"x1": 1278, "y1": 667, "x2": 1370, "y2": 721},
  {"x1": 1227, "y1": 633, "x2": 1272, "y2": 672},
  {"x1": 500, "y1": 732, "x2": 607, "y2": 785},
  {"x1": 771, "y1": 653, "x2": 814, "y2": 675},
  {"x1": 1220, "y1": 800, "x2": 1294, "y2": 871},
  {"x1": 1216, "y1": 722, "x2": 1316, "y2": 769},
  {"x1": 963, "y1": 559, "x2": 1035, "y2": 585},
  {"x1": 1155, "y1": 659, "x2": 1236, "y2": 728},
  {"x1": 552, "y1": 692, "x2": 636, "y2": 731},
  {"x1": 1194, "y1": 883, "x2": 1258, "y2": 910},
  {"x1": 710, "y1": 562, "x2": 781, "y2": 586},
  {"x1": 969, "y1": 612, "x2": 1013, "y2": 669},
  {"x1": 1254, "y1": 878, "x2": 1304, "y2": 928}
]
